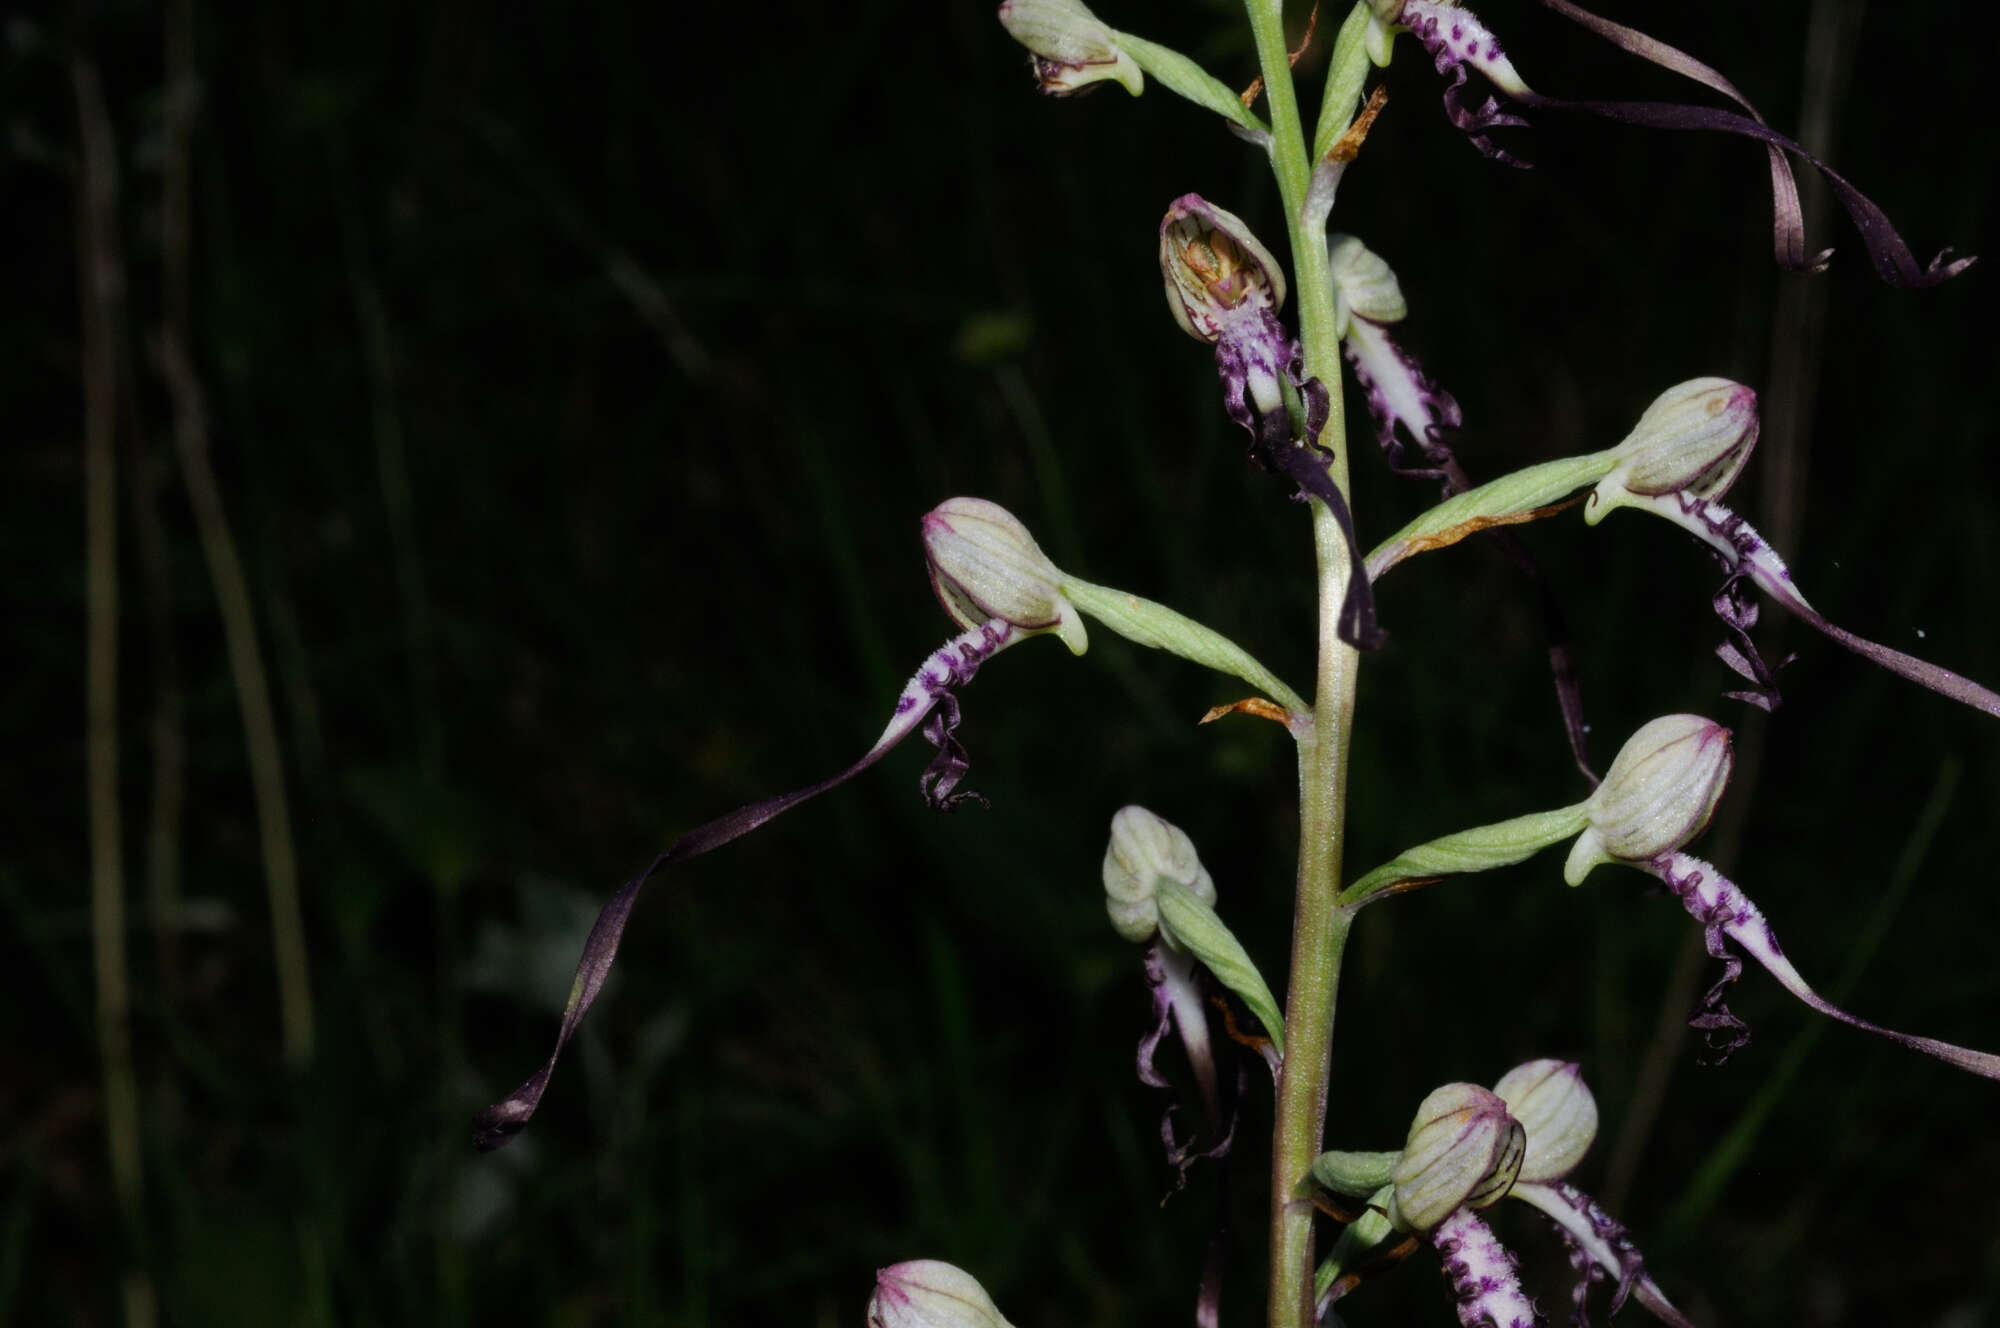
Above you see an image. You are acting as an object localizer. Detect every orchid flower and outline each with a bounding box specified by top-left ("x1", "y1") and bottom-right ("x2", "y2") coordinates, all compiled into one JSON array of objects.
[
  {"x1": 1339, "y1": 715, "x2": 2000, "y2": 1081},
  {"x1": 1328, "y1": 232, "x2": 1462, "y2": 489},
  {"x1": 1103, "y1": 806, "x2": 1284, "y2": 1182},
  {"x1": 1312, "y1": 1062, "x2": 1696, "y2": 1326},
  {"x1": 1374, "y1": 0, "x2": 1975, "y2": 287},
  {"x1": 1369, "y1": 377, "x2": 2000, "y2": 720},
  {"x1": 476, "y1": 497, "x2": 1318, "y2": 1148},
  {"x1": 1159, "y1": 194, "x2": 1384, "y2": 648}
]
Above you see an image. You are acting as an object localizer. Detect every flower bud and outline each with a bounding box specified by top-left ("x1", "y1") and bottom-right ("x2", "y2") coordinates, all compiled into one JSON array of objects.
[
  {"x1": 1391, "y1": 1083, "x2": 1524, "y2": 1233},
  {"x1": 1327, "y1": 233, "x2": 1408, "y2": 334},
  {"x1": 997, "y1": 0, "x2": 1143, "y2": 97},
  {"x1": 1565, "y1": 715, "x2": 1733, "y2": 885},
  {"x1": 1103, "y1": 805, "x2": 1217, "y2": 943},
  {"x1": 923, "y1": 498, "x2": 1088, "y2": 655},
  {"x1": 1493, "y1": 1059, "x2": 1597, "y2": 1183},
  {"x1": 1159, "y1": 194, "x2": 1288, "y2": 345},
  {"x1": 1588, "y1": 378, "x2": 1759, "y2": 523},
  {"x1": 868, "y1": 1261, "x2": 1017, "y2": 1328}
]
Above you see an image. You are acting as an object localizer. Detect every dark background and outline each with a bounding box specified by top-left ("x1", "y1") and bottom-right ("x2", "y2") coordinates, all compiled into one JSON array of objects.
[{"x1": 7, "y1": 0, "x2": 1997, "y2": 1323}]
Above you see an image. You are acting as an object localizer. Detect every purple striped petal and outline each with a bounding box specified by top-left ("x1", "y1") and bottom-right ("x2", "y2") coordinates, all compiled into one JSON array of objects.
[
  {"x1": 1645, "y1": 851, "x2": 2000, "y2": 1080},
  {"x1": 471, "y1": 619, "x2": 1022, "y2": 1151}
]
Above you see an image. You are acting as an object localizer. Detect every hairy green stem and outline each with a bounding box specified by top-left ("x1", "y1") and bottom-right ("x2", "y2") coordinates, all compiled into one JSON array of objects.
[{"x1": 1242, "y1": 2, "x2": 1368, "y2": 1324}]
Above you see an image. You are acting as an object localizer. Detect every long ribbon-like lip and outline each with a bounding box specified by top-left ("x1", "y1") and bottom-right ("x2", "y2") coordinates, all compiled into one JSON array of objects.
[
  {"x1": 1396, "y1": 0, "x2": 1975, "y2": 287},
  {"x1": 1645, "y1": 851, "x2": 2000, "y2": 1081},
  {"x1": 472, "y1": 619, "x2": 1021, "y2": 1151}
]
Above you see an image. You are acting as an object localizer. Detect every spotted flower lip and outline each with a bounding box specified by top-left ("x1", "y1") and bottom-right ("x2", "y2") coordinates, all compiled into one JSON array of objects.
[
  {"x1": 996, "y1": 0, "x2": 1143, "y2": 96},
  {"x1": 1643, "y1": 851, "x2": 2000, "y2": 1081}
]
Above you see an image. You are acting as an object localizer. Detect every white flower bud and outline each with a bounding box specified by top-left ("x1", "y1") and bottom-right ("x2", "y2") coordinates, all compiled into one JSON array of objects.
[
  {"x1": 1565, "y1": 715, "x2": 1733, "y2": 885},
  {"x1": 1589, "y1": 378, "x2": 1760, "y2": 523},
  {"x1": 997, "y1": 0, "x2": 1143, "y2": 97},
  {"x1": 868, "y1": 1261, "x2": 1017, "y2": 1328},
  {"x1": 1327, "y1": 233, "x2": 1408, "y2": 334},
  {"x1": 1391, "y1": 1083, "x2": 1524, "y2": 1233},
  {"x1": 922, "y1": 498, "x2": 1087, "y2": 655},
  {"x1": 1102, "y1": 805, "x2": 1217, "y2": 943},
  {"x1": 1493, "y1": 1059, "x2": 1597, "y2": 1183}
]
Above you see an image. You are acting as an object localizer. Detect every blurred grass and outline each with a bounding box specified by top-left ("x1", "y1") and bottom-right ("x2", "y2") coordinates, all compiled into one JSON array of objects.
[{"x1": 4, "y1": 0, "x2": 1997, "y2": 1324}]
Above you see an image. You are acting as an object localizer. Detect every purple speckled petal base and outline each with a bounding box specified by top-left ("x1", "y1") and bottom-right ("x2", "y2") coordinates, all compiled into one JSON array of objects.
[
  {"x1": 1631, "y1": 490, "x2": 2000, "y2": 720},
  {"x1": 471, "y1": 620, "x2": 1022, "y2": 1151},
  {"x1": 1647, "y1": 852, "x2": 2000, "y2": 1081},
  {"x1": 1511, "y1": 1181, "x2": 1695, "y2": 1328},
  {"x1": 1431, "y1": 1207, "x2": 1541, "y2": 1328}
]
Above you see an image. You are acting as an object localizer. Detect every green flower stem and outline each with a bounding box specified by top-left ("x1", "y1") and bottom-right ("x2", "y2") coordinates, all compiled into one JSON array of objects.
[
  {"x1": 1242, "y1": 1, "x2": 1370, "y2": 1321},
  {"x1": 1061, "y1": 577, "x2": 1308, "y2": 715}
]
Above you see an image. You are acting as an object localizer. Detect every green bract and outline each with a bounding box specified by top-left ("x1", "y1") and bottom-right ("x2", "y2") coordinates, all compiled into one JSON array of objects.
[{"x1": 1157, "y1": 877, "x2": 1286, "y2": 1055}]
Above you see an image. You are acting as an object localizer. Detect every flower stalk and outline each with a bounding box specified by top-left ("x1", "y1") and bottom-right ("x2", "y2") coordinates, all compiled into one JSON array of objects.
[{"x1": 1237, "y1": 0, "x2": 1374, "y2": 1321}]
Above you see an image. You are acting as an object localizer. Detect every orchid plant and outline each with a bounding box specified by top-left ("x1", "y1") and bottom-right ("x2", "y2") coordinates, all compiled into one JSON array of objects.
[{"x1": 473, "y1": 1, "x2": 1993, "y2": 1323}]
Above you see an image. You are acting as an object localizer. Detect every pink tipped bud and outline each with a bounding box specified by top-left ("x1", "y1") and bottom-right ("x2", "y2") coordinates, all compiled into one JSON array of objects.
[
  {"x1": 868, "y1": 1261, "x2": 1017, "y2": 1328},
  {"x1": 1590, "y1": 378, "x2": 1760, "y2": 520},
  {"x1": 1566, "y1": 715, "x2": 1733, "y2": 884},
  {"x1": 922, "y1": 498, "x2": 1087, "y2": 655}
]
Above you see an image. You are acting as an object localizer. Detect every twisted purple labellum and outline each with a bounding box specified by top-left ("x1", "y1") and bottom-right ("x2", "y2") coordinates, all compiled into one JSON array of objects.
[
  {"x1": 1159, "y1": 195, "x2": 1383, "y2": 649},
  {"x1": 1340, "y1": 303, "x2": 1596, "y2": 778},
  {"x1": 1139, "y1": 939, "x2": 1244, "y2": 1186},
  {"x1": 471, "y1": 619, "x2": 1021, "y2": 1151},
  {"x1": 1430, "y1": 1206, "x2": 1541, "y2": 1328},
  {"x1": 1644, "y1": 851, "x2": 2000, "y2": 1080},
  {"x1": 1619, "y1": 488, "x2": 2000, "y2": 721},
  {"x1": 1395, "y1": 0, "x2": 1976, "y2": 287},
  {"x1": 1509, "y1": 1182, "x2": 1695, "y2": 1328}
]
